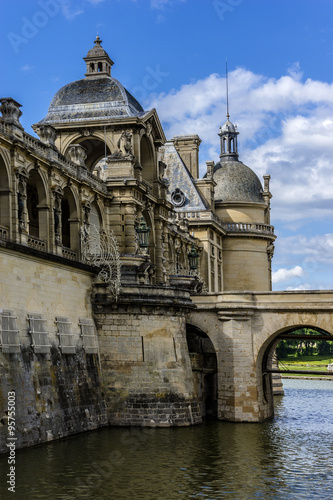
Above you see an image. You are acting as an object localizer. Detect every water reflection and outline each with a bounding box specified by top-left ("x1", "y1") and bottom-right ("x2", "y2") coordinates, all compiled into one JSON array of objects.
[{"x1": 1, "y1": 379, "x2": 333, "y2": 499}]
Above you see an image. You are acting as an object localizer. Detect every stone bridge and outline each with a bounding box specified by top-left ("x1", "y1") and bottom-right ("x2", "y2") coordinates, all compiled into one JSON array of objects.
[{"x1": 189, "y1": 291, "x2": 333, "y2": 422}]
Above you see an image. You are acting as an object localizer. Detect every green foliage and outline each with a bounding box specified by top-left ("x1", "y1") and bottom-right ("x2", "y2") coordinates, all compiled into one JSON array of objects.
[{"x1": 276, "y1": 328, "x2": 333, "y2": 359}]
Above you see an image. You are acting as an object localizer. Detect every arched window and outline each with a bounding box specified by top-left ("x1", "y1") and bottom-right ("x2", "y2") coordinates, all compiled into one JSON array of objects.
[
  {"x1": 69, "y1": 138, "x2": 110, "y2": 172},
  {"x1": 61, "y1": 197, "x2": 70, "y2": 248},
  {"x1": 27, "y1": 179, "x2": 39, "y2": 237},
  {"x1": 26, "y1": 170, "x2": 48, "y2": 245},
  {"x1": 98, "y1": 62, "x2": 102, "y2": 72},
  {"x1": 140, "y1": 135, "x2": 155, "y2": 183},
  {"x1": 0, "y1": 154, "x2": 10, "y2": 236}
]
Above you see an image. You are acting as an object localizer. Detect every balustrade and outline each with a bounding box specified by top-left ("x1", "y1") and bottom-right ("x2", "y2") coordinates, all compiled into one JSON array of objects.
[
  {"x1": 0, "y1": 225, "x2": 8, "y2": 241},
  {"x1": 27, "y1": 235, "x2": 46, "y2": 252}
]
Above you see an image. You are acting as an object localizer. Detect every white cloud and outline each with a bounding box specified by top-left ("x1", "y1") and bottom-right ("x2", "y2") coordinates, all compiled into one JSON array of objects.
[
  {"x1": 61, "y1": 5, "x2": 84, "y2": 20},
  {"x1": 286, "y1": 283, "x2": 312, "y2": 291},
  {"x1": 276, "y1": 234, "x2": 333, "y2": 265},
  {"x1": 272, "y1": 266, "x2": 305, "y2": 284},
  {"x1": 20, "y1": 64, "x2": 34, "y2": 73},
  {"x1": 151, "y1": 0, "x2": 186, "y2": 9},
  {"x1": 147, "y1": 66, "x2": 333, "y2": 224}
]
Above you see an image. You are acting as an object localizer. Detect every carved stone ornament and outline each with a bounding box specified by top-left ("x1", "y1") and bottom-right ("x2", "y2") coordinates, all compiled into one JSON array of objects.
[
  {"x1": 145, "y1": 117, "x2": 153, "y2": 137},
  {"x1": 267, "y1": 242, "x2": 275, "y2": 261},
  {"x1": 34, "y1": 125, "x2": 57, "y2": 148},
  {"x1": 66, "y1": 144, "x2": 87, "y2": 167},
  {"x1": 171, "y1": 188, "x2": 186, "y2": 207},
  {"x1": 116, "y1": 131, "x2": 135, "y2": 160},
  {"x1": 0, "y1": 98, "x2": 23, "y2": 128}
]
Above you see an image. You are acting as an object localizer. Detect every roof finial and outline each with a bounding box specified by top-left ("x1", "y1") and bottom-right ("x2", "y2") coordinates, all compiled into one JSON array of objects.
[
  {"x1": 94, "y1": 34, "x2": 102, "y2": 45},
  {"x1": 226, "y1": 59, "x2": 230, "y2": 120}
]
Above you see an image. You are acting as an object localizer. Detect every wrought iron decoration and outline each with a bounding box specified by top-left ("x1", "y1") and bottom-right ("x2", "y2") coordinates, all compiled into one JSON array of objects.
[{"x1": 80, "y1": 223, "x2": 121, "y2": 300}]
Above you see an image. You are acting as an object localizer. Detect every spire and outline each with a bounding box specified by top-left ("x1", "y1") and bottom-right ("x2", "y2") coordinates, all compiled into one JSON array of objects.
[
  {"x1": 218, "y1": 61, "x2": 239, "y2": 162},
  {"x1": 226, "y1": 59, "x2": 229, "y2": 120},
  {"x1": 83, "y1": 36, "x2": 114, "y2": 78}
]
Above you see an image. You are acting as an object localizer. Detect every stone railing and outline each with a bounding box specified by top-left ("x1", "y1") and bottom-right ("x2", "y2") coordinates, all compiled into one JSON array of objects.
[
  {"x1": 225, "y1": 222, "x2": 275, "y2": 234},
  {"x1": 0, "y1": 225, "x2": 9, "y2": 241},
  {"x1": 0, "y1": 121, "x2": 12, "y2": 136},
  {"x1": 0, "y1": 122, "x2": 107, "y2": 194},
  {"x1": 27, "y1": 236, "x2": 47, "y2": 252},
  {"x1": 176, "y1": 210, "x2": 225, "y2": 227},
  {"x1": 62, "y1": 247, "x2": 77, "y2": 261}
]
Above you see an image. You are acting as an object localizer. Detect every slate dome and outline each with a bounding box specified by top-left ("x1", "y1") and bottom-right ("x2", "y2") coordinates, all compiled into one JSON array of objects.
[
  {"x1": 213, "y1": 160, "x2": 264, "y2": 203},
  {"x1": 38, "y1": 76, "x2": 144, "y2": 125},
  {"x1": 36, "y1": 36, "x2": 145, "y2": 126}
]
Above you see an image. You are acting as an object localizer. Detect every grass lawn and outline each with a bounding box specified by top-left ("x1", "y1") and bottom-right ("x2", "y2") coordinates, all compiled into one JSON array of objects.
[{"x1": 278, "y1": 354, "x2": 333, "y2": 377}]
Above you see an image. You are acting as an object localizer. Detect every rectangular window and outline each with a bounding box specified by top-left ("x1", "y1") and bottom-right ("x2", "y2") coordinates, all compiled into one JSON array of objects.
[
  {"x1": 28, "y1": 314, "x2": 51, "y2": 353},
  {"x1": 218, "y1": 264, "x2": 222, "y2": 291},
  {"x1": 210, "y1": 258, "x2": 215, "y2": 293},
  {"x1": 0, "y1": 311, "x2": 20, "y2": 353},
  {"x1": 56, "y1": 317, "x2": 76, "y2": 354},
  {"x1": 79, "y1": 319, "x2": 98, "y2": 354}
]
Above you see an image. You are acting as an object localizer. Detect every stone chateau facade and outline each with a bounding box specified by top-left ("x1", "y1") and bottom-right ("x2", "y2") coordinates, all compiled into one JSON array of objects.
[{"x1": 2, "y1": 36, "x2": 320, "y2": 453}]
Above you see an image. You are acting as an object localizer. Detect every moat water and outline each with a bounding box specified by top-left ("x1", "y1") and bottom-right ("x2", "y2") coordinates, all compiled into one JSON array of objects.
[{"x1": 1, "y1": 379, "x2": 333, "y2": 500}]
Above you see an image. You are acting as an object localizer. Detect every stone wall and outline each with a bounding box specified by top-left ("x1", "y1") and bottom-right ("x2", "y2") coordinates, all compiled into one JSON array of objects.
[
  {"x1": 93, "y1": 284, "x2": 202, "y2": 427},
  {"x1": 0, "y1": 247, "x2": 107, "y2": 452}
]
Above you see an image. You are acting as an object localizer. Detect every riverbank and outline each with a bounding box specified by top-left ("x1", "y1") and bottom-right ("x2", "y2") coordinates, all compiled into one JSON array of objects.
[{"x1": 282, "y1": 375, "x2": 333, "y2": 380}]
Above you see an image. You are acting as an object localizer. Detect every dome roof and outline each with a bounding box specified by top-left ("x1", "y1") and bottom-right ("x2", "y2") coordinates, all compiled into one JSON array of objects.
[
  {"x1": 213, "y1": 160, "x2": 265, "y2": 203},
  {"x1": 37, "y1": 76, "x2": 144, "y2": 125},
  {"x1": 85, "y1": 35, "x2": 108, "y2": 58},
  {"x1": 221, "y1": 119, "x2": 236, "y2": 133}
]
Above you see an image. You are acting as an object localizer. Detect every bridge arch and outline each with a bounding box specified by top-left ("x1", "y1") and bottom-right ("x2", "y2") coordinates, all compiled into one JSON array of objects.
[
  {"x1": 258, "y1": 323, "x2": 333, "y2": 415},
  {"x1": 191, "y1": 291, "x2": 333, "y2": 422}
]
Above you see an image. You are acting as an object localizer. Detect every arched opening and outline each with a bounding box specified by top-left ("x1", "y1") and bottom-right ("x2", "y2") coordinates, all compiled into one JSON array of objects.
[
  {"x1": 27, "y1": 179, "x2": 39, "y2": 237},
  {"x1": 61, "y1": 197, "x2": 70, "y2": 248},
  {"x1": 61, "y1": 187, "x2": 78, "y2": 251},
  {"x1": 98, "y1": 62, "x2": 102, "y2": 72},
  {"x1": 140, "y1": 135, "x2": 155, "y2": 183},
  {"x1": 0, "y1": 153, "x2": 10, "y2": 236},
  {"x1": 89, "y1": 202, "x2": 102, "y2": 254},
  {"x1": 261, "y1": 325, "x2": 333, "y2": 415},
  {"x1": 69, "y1": 138, "x2": 111, "y2": 172},
  {"x1": 26, "y1": 170, "x2": 47, "y2": 242},
  {"x1": 186, "y1": 323, "x2": 218, "y2": 418}
]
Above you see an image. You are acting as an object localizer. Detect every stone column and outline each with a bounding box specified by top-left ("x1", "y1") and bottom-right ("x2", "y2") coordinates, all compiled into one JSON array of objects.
[
  {"x1": 51, "y1": 188, "x2": 63, "y2": 254},
  {"x1": 108, "y1": 201, "x2": 123, "y2": 251},
  {"x1": 124, "y1": 202, "x2": 136, "y2": 254},
  {"x1": 217, "y1": 310, "x2": 267, "y2": 422},
  {"x1": 15, "y1": 169, "x2": 28, "y2": 245},
  {"x1": 154, "y1": 216, "x2": 163, "y2": 284},
  {"x1": 162, "y1": 222, "x2": 170, "y2": 285}
]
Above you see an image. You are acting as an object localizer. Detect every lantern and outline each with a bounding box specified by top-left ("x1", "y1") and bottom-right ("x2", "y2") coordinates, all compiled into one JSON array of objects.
[
  {"x1": 136, "y1": 216, "x2": 150, "y2": 248},
  {"x1": 188, "y1": 245, "x2": 199, "y2": 271}
]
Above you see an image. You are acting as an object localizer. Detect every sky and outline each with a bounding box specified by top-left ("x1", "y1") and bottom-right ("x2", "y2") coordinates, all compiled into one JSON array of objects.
[{"x1": 1, "y1": 0, "x2": 333, "y2": 291}]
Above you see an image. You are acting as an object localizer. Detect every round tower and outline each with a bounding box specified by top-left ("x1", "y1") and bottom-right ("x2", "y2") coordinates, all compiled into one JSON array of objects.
[{"x1": 213, "y1": 115, "x2": 276, "y2": 291}]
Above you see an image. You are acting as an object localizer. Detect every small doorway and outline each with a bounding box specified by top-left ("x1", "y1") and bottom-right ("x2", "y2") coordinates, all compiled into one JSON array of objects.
[{"x1": 186, "y1": 324, "x2": 218, "y2": 418}]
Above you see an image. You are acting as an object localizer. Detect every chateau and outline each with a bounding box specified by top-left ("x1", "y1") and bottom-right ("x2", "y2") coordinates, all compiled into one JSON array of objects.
[{"x1": 1, "y1": 37, "x2": 332, "y2": 453}]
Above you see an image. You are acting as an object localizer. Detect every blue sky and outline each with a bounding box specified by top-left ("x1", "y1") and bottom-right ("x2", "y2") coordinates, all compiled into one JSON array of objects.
[{"x1": 1, "y1": 0, "x2": 333, "y2": 291}]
